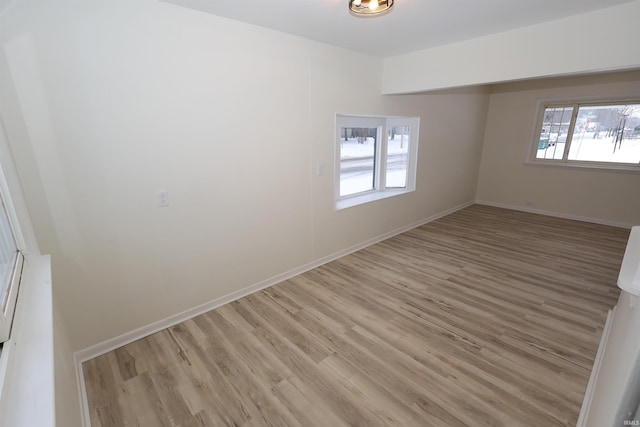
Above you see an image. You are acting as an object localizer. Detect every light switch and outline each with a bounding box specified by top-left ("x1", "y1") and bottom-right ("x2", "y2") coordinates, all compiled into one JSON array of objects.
[{"x1": 156, "y1": 190, "x2": 169, "y2": 207}]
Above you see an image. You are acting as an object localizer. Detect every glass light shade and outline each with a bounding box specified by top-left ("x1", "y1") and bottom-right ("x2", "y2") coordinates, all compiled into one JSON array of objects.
[{"x1": 349, "y1": 0, "x2": 394, "y2": 15}]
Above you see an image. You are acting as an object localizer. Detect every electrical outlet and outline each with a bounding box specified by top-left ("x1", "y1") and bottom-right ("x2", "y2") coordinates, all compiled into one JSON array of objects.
[{"x1": 156, "y1": 190, "x2": 169, "y2": 207}]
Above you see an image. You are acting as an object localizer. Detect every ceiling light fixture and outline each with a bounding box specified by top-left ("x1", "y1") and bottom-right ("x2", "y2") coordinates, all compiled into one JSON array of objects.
[{"x1": 349, "y1": 0, "x2": 394, "y2": 16}]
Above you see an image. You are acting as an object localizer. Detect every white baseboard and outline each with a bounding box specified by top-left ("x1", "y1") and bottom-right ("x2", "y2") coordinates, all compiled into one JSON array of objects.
[
  {"x1": 475, "y1": 200, "x2": 634, "y2": 229},
  {"x1": 75, "y1": 200, "x2": 474, "y2": 426},
  {"x1": 577, "y1": 307, "x2": 616, "y2": 427}
]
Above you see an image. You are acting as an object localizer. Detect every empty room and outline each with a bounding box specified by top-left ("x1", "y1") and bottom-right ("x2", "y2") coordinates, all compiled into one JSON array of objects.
[{"x1": 0, "y1": 1, "x2": 639, "y2": 426}]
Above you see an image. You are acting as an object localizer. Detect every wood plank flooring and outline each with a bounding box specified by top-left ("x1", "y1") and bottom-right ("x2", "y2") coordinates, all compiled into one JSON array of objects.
[{"x1": 83, "y1": 205, "x2": 630, "y2": 426}]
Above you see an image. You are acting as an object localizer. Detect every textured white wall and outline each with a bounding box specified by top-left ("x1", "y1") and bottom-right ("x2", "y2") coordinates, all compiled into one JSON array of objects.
[
  {"x1": 382, "y1": 1, "x2": 640, "y2": 94},
  {"x1": 475, "y1": 71, "x2": 640, "y2": 226}
]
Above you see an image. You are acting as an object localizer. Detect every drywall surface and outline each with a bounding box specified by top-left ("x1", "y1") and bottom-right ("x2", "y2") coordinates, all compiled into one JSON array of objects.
[
  {"x1": 382, "y1": 1, "x2": 640, "y2": 94},
  {"x1": 54, "y1": 304, "x2": 83, "y2": 427},
  {"x1": 0, "y1": 1, "x2": 489, "y2": 353},
  {"x1": 475, "y1": 71, "x2": 640, "y2": 226}
]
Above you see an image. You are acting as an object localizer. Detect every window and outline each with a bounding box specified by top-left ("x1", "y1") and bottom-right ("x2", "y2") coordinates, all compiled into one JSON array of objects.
[
  {"x1": 335, "y1": 115, "x2": 419, "y2": 209},
  {"x1": 532, "y1": 100, "x2": 640, "y2": 170},
  {"x1": 0, "y1": 163, "x2": 23, "y2": 343}
]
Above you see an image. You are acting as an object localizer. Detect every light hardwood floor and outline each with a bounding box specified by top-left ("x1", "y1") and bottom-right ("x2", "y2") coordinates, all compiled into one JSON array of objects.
[{"x1": 83, "y1": 205, "x2": 630, "y2": 426}]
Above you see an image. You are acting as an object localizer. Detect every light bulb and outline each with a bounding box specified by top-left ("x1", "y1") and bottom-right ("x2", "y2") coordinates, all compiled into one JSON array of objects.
[
  {"x1": 353, "y1": 0, "x2": 361, "y2": 5},
  {"x1": 369, "y1": 0, "x2": 379, "y2": 10}
]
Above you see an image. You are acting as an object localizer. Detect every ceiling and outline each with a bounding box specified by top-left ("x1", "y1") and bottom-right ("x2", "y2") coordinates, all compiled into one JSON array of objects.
[{"x1": 161, "y1": 0, "x2": 636, "y2": 57}]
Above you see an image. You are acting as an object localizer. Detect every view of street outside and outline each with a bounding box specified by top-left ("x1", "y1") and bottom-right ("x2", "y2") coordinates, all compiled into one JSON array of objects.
[
  {"x1": 339, "y1": 129, "x2": 410, "y2": 197},
  {"x1": 538, "y1": 130, "x2": 640, "y2": 163},
  {"x1": 537, "y1": 103, "x2": 640, "y2": 164}
]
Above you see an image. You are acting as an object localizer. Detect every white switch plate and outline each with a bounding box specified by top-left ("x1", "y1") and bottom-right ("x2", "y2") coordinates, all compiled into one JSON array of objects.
[{"x1": 156, "y1": 190, "x2": 169, "y2": 207}]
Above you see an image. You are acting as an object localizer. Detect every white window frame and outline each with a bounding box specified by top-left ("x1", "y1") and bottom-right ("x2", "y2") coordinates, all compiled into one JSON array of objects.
[
  {"x1": 528, "y1": 97, "x2": 640, "y2": 172},
  {"x1": 335, "y1": 114, "x2": 420, "y2": 210},
  {"x1": 0, "y1": 150, "x2": 25, "y2": 344}
]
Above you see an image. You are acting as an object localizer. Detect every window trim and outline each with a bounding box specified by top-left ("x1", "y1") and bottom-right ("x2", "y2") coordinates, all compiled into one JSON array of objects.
[
  {"x1": 527, "y1": 96, "x2": 640, "y2": 172},
  {"x1": 335, "y1": 114, "x2": 420, "y2": 210},
  {"x1": 0, "y1": 149, "x2": 26, "y2": 343}
]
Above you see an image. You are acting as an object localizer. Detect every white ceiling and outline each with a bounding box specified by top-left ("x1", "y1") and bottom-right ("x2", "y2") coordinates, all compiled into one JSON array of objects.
[{"x1": 161, "y1": 0, "x2": 636, "y2": 57}]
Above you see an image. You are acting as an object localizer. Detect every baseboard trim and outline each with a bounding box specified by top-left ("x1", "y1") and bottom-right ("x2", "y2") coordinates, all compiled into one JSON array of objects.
[
  {"x1": 577, "y1": 307, "x2": 616, "y2": 427},
  {"x1": 74, "y1": 199, "x2": 473, "y2": 426},
  {"x1": 475, "y1": 200, "x2": 634, "y2": 229}
]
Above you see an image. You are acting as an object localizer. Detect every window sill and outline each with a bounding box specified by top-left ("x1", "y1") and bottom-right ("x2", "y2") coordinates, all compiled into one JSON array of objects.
[
  {"x1": 0, "y1": 255, "x2": 54, "y2": 427},
  {"x1": 336, "y1": 188, "x2": 413, "y2": 210},
  {"x1": 525, "y1": 160, "x2": 640, "y2": 174}
]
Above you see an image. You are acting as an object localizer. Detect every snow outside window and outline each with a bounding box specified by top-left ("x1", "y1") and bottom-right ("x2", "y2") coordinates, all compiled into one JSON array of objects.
[
  {"x1": 336, "y1": 115, "x2": 419, "y2": 209},
  {"x1": 532, "y1": 100, "x2": 640, "y2": 170}
]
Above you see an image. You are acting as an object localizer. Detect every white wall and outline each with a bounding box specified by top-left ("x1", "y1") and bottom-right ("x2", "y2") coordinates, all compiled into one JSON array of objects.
[
  {"x1": 382, "y1": 1, "x2": 640, "y2": 94},
  {"x1": 0, "y1": 0, "x2": 490, "y2": 360},
  {"x1": 54, "y1": 304, "x2": 83, "y2": 427},
  {"x1": 585, "y1": 292, "x2": 640, "y2": 426},
  {"x1": 475, "y1": 70, "x2": 640, "y2": 227}
]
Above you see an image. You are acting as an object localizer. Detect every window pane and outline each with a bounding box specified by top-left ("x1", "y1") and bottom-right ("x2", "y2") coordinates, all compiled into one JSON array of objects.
[
  {"x1": 536, "y1": 106, "x2": 574, "y2": 160},
  {"x1": 568, "y1": 104, "x2": 640, "y2": 164},
  {"x1": 339, "y1": 127, "x2": 377, "y2": 196},
  {"x1": 0, "y1": 196, "x2": 18, "y2": 309},
  {"x1": 386, "y1": 125, "x2": 410, "y2": 188}
]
